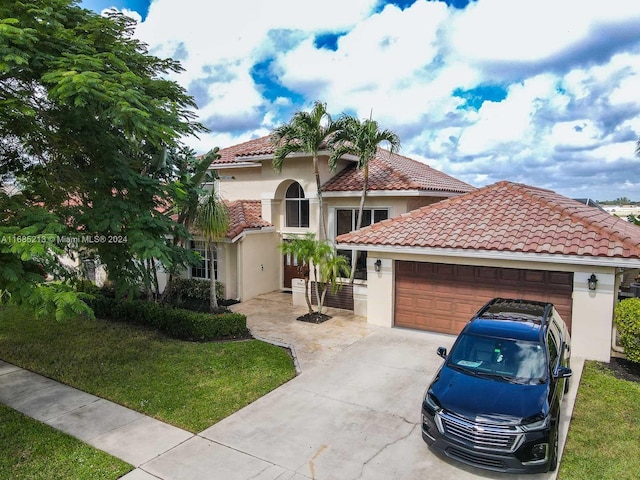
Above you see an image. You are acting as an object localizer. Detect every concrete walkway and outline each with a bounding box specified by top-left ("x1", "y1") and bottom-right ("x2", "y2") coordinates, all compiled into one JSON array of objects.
[
  {"x1": 0, "y1": 292, "x2": 583, "y2": 480},
  {"x1": 0, "y1": 359, "x2": 193, "y2": 469}
]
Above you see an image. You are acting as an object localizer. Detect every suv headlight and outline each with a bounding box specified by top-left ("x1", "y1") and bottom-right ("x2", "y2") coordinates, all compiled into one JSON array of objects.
[
  {"x1": 521, "y1": 414, "x2": 550, "y2": 432},
  {"x1": 424, "y1": 392, "x2": 441, "y2": 413}
]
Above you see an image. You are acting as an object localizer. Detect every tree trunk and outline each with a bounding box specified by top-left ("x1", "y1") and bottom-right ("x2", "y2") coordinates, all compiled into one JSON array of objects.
[
  {"x1": 209, "y1": 242, "x2": 218, "y2": 311},
  {"x1": 349, "y1": 165, "x2": 369, "y2": 283},
  {"x1": 313, "y1": 264, "x2": 323, "y2": 314},
  {"x1": 313, "y1": 154, "x2": 328, "y2": 241},
  {"x1": 302, "y1": 266, "x2": 313, "y2": 314}
]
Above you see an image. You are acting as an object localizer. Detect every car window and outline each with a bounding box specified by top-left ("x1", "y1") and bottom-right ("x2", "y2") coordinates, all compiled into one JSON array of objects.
[
  {"x1": 447, "y1": 333, "x2": 547, "y2": 383},
  {"x1": 547, "y1": 331, "x2": 559, "y2": 369}
]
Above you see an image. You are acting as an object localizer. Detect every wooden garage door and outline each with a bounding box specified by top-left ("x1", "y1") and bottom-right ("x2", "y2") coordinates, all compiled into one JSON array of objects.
[{"x1": 395, "y1": 262, "x2": 573, "y2": 335}]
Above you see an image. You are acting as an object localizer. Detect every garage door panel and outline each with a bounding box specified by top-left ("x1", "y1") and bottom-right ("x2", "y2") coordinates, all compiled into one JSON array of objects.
[
  {"x1": 476, "y1": 267, "x2": 498, "y2": 281},
  {"x1": 395, "y1": 261, "x2": 573, "y2": 335},
  {"x1": 499, "y1": 269, "x2": 520, "y2": 282}
]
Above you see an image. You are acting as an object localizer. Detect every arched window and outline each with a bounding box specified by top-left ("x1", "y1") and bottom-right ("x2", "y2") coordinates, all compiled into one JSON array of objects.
[{"x1": 285, "y1": 182, "x2": 309, "y2": 228}]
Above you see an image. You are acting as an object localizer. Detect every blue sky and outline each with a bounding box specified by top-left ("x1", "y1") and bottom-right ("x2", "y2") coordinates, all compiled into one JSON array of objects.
[{"x1": 83, "y1": 0, "x2": 640, "y2": 201}]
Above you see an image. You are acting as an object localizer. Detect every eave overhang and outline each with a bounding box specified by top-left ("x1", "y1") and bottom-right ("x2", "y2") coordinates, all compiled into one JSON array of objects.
[
  {"x1": 334, "y1": 244, "x2": 640, "y2": 269},
  {"x1": 322, "y1": 190, "x2": 461, "y2": 198}
]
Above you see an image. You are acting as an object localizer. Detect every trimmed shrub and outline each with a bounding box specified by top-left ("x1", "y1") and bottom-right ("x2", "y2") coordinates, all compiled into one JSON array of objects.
[
  {"x1": 172, "y1": 278, "x2": 224, "y2": 302},
  {"x1": 88, "y1": 296, "x2": 249, "y2": 342},
  {"x1": 614, "y1": 298, "x2": 640, "y2": 363}
]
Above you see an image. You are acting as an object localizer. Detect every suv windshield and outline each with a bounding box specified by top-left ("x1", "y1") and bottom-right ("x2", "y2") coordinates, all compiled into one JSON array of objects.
[{"x1": 447, "y1": 333, "x2": 547, "y2": 384}]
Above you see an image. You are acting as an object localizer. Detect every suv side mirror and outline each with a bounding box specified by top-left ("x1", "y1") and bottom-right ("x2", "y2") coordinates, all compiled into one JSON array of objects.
[
  {"x1": 437, "y1": 347, "x2": 447, "y2": 359},
  {"x1": 555, "y1": 366, "x2": 572, "y2": 379}
]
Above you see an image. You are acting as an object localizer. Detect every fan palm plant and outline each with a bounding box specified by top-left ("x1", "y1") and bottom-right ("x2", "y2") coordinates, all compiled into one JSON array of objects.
[{"x1": 272, "y1": 101, "x2": 339, "y2": 240}]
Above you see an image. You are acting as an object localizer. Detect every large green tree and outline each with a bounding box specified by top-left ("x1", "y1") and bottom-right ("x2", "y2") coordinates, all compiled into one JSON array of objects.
[
  {"x1": 329, "y1": 115, "x2": 400, "y2": 281},
  {"x1": 271, "y1": 101, "x2": 338, "y2": 241},
  {"x1": 0, "y1": 0, "x2": 205, "y2": 317}
]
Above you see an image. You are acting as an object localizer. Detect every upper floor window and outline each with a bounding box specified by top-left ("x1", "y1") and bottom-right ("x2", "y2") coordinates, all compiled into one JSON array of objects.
[
  {"x1": 336, "y1": 208, "x2": 389, "y2": 280},
  {"x1": 190, "y1": 240, "x2": 217, "y2": 280},
  {"x1": 285, "y1": 182, "x2": 309, "y2": 228},
  {"x1": 336, "y1": 208, "x2": 389, "y2": 236}
]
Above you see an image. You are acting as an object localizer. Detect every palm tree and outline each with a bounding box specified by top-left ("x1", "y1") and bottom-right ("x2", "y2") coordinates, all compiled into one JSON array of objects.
[
  {"x1": 279, "y1": 233, "x2": 351, "y2": 316},
  {"x1": 194, "y1": 187, "x2": 230, "y2": 312},
  {"x1": 329, "y1": 115, "x2": 400, "y2": 281},
  {"x1": 279, "y1": 233, "x2": 316, "y2": 314},
  {"x1": 317, "y1": 248, "x2": 350, "y2": 315},
  {"x1": 272, "y1": 101, "x2": 339, "y2": 241}
]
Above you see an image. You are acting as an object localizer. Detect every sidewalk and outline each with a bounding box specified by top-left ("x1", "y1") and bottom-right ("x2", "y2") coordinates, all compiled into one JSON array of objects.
[{"x1": 0, "y1": 360, "x2": 193, "y2": 469}]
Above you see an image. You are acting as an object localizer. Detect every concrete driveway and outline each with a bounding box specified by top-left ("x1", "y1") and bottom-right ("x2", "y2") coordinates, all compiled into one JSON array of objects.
[{"x1": 137, "y1": 293, "x2": 582, "y2": 480}]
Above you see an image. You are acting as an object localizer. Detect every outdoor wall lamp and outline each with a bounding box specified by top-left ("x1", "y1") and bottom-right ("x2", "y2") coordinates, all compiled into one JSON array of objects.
[
  {"x1": 374, "y1": 259, "x2": 382, "y2": 273},
  {"x1": 588, "y1": 273, "x2": 598, "y2": 291}
]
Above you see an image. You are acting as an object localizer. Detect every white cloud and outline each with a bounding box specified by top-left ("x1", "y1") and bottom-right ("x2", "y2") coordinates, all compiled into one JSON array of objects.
[{"x1": 127, "y1": 0, "x2": 640, "y2": 199}]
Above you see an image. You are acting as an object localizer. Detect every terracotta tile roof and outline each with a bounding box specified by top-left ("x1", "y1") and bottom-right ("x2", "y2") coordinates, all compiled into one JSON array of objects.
[
  {"x1": 213, "y1": 137, "x2": 473, "y2": 194},
  {"x1": 337, "y1": 180, "x2": 640, "y2": 259},
  {"x1": 322, "y1": 148, "x2": 475, "y2": 194},
  {"x1": 213, "y1": 136, "x2": 275, "y2": 165},
  {"x1": 225, "y1": 200, "x2": 272, "y2": 239}
]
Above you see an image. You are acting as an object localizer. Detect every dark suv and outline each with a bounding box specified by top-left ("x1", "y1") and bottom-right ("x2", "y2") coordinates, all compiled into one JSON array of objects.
[{"x1": 421, "y1": 298, "x2": 572, "y2": 474}]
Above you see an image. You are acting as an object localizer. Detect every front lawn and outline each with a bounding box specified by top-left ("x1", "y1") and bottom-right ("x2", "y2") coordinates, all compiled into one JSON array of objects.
[
  {"x1": 0, "y1": 305, "x2": 296, "y2": 432},
  {"x1": 559, "y1": 361, "x2": 640, "y2": 479},
  {"x1": 0, "y1": 403, "x2": 131, "y2": 480}
]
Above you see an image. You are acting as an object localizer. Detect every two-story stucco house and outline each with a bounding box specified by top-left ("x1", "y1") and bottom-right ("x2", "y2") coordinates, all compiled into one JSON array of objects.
[{"x1": 182, "y1": 134, "x2": 474, "y2": 310}]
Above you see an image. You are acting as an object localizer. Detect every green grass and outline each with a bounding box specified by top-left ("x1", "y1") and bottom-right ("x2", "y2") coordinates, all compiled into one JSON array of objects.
[
  {"x1": 559, "y1": 361, "x2": 640, "y2": 479},
  {"x1": 0, "y1": 305, "x2": 296, "y2": 432},
  {"x1": 0, "y1": 403, "x2": 131, "y2": 480}
]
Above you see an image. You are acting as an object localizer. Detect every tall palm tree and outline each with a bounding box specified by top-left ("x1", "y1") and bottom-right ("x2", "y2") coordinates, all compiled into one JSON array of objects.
[
  {"x1": 272, "y1": 101, "x2": 339, "y2": 241},
  {"x1": 329, "y1": 115, "x2": 400, "y2": 281},
  {"x1": 194, "y1": 187, "x2": 230, "y2": 312}
]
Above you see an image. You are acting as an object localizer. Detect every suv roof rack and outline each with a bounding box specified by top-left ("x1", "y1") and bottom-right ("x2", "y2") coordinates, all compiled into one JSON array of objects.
[{"x1": 477, "y1": 298, "x2": 553, "y2": 325}]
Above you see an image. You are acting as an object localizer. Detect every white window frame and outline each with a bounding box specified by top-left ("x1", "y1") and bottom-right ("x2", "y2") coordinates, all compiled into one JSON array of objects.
[
  {"x1": 285, "y1": 182, "x2": 310, "y2": 228},
  {"x1": 190, "y1": 240, "x2": 218, "y2": 280},
  {"x1": 334, "y1": 207, "x2": 390, "y2": 280}
]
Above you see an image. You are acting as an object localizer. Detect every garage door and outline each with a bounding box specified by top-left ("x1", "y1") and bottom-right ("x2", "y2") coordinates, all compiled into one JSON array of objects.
[{"x1": 395, "y1": 262, "x2": 573, "y2": 335}]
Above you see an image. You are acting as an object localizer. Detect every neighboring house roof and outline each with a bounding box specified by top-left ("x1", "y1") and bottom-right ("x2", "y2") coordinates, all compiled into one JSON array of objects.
[
  {"x1": 225, "y1": 200, "x2": 272, "y2": 240},
  {"x1": 337, "y1": 180, "x2": 640, "y2": 259},
  {"x1": 322, "y1": 148, "x2": 474, "y2": 194}
]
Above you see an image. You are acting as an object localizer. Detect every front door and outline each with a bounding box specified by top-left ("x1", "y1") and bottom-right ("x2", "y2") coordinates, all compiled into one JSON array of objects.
[{"x1": 283, "y1": 249, "x2": 301, "y2": 288}]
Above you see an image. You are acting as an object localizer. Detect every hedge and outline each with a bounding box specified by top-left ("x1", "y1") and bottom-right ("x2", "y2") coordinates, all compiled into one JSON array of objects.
[
  {"x1": 614, "y1": 297, "x2": 640, "y2": 363},
  {"x1": 171, "y1": 278, "x2": 224, "y2": 302},
  {"x1": 88, "y1": 296, "x2": 249, "y2": 342}
]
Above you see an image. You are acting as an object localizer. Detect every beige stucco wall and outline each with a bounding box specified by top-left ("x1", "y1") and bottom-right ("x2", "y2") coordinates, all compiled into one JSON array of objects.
[
  {"x1": 570, "y1": 269, "x2": 617, "y2": 362},
  {"x1": 363, "y1": 256, "x2": 394, "y2": 324},
  {"x1": 236, "y1": 230, "x2": 280, "y2": 301},
  {"x1": 363, "y1": 252, "x2": 619, "y2": 362},
  {"x1": 216, "y1": 155, "x2": 350, "y2": 203}
]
